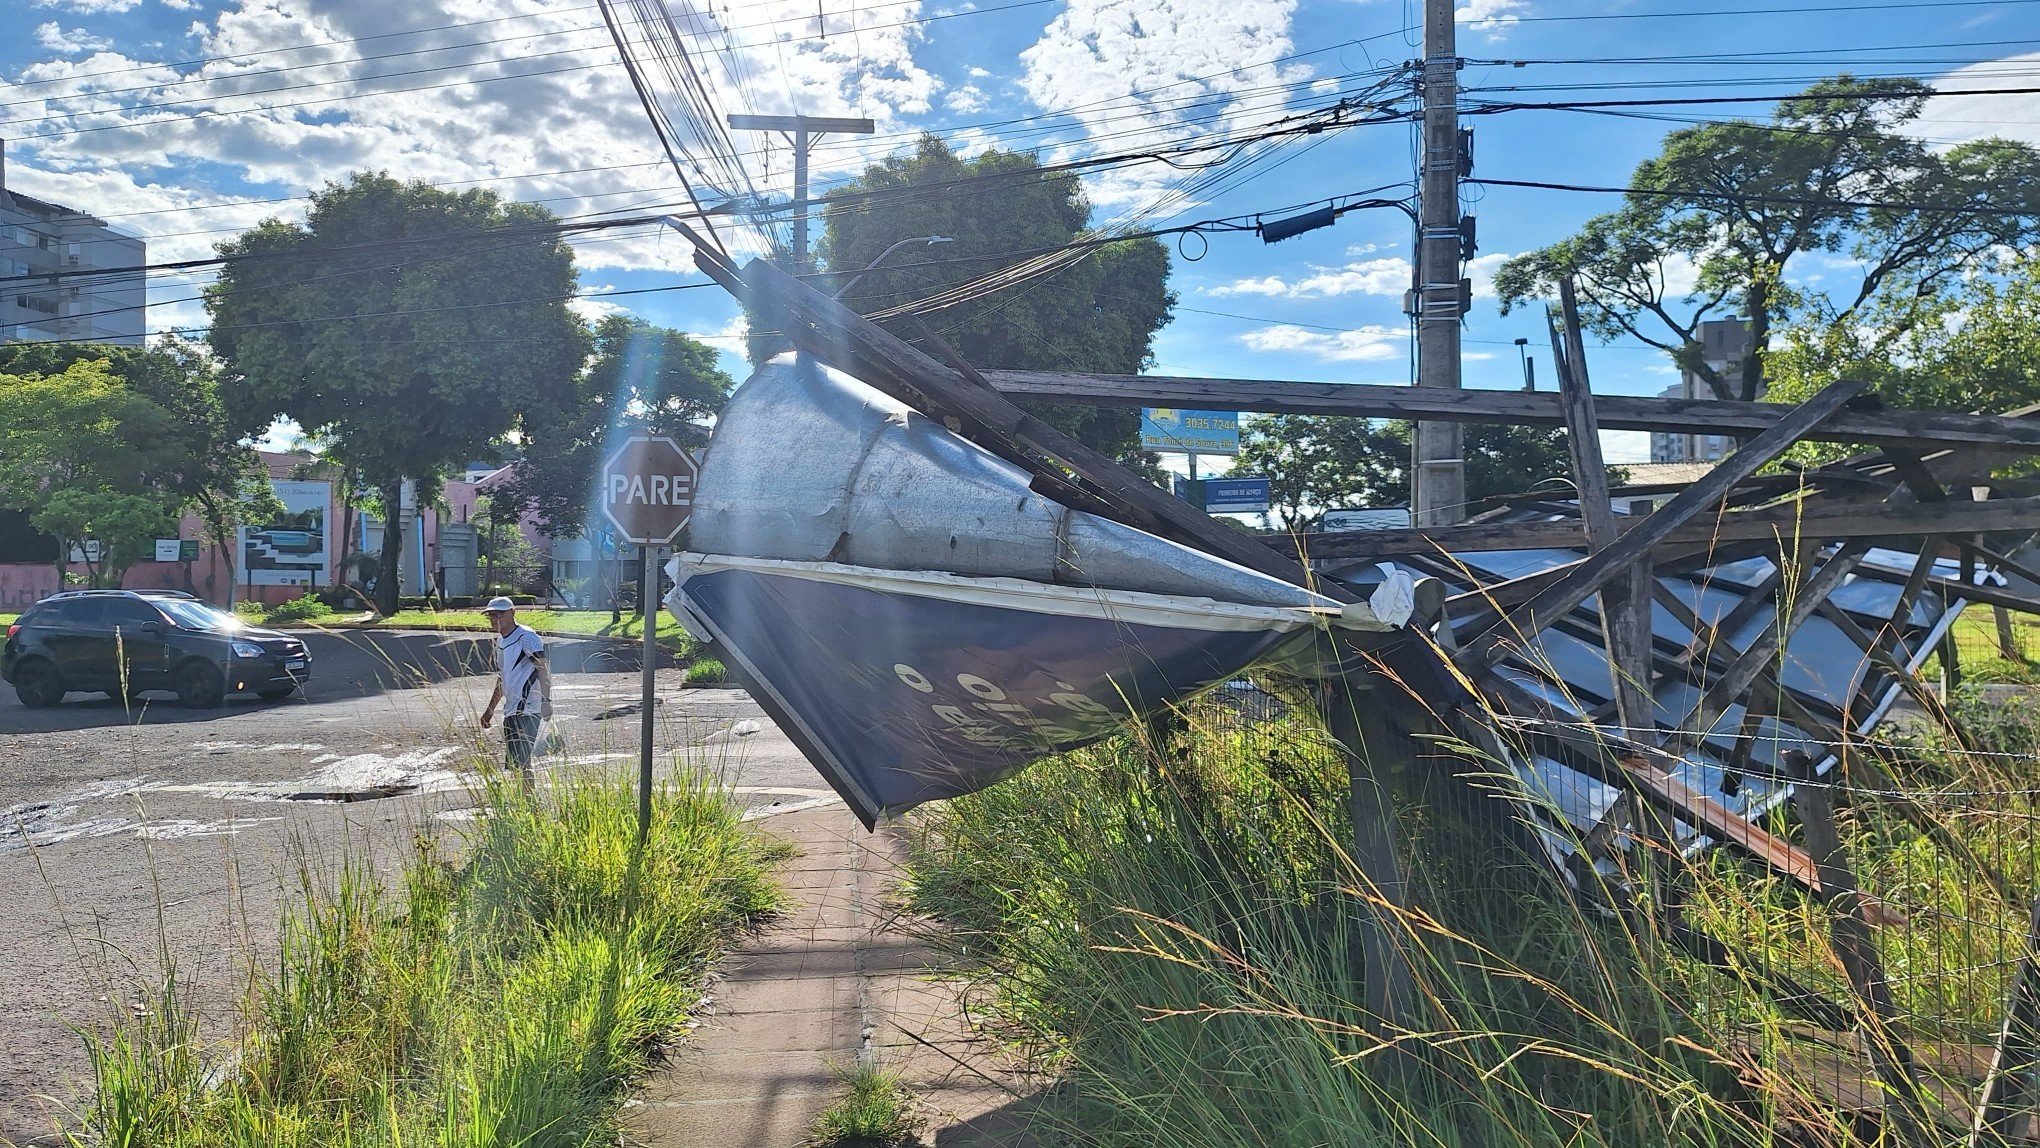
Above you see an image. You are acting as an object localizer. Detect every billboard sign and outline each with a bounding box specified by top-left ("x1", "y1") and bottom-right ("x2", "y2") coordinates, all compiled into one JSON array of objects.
[
  {"x1": 154, "y1": 539, "x2": 181, "y2": 563},
  {"x1": 241, "y1": 480, "x2": 330, "y2": 587},
  {"x1": 1140, "y1": 408, "x2": 1239, "y2": 455},
  {"x1": 1202, "y1": 477, "x2": 1271, "y2": 514}
]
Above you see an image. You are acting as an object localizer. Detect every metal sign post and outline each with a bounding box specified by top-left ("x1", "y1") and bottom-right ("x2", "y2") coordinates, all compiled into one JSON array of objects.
[{"x1": 599, "y1": 435, "x2": 700, "y2": 845}]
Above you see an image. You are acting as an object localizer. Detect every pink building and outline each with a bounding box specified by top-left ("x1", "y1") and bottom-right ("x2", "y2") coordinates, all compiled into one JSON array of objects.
[{"x1": 0, "y1": 454, "x2": 551, "y2": 611}]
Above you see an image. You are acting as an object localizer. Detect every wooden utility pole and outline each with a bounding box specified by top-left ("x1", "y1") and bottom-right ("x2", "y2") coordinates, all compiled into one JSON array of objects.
[
  {"x1": 725, "y1": 114, "x2": 875, "y2": 271},
  {"x1": 1412, "y1": 0, "x2": 1465, "y2": 526}
]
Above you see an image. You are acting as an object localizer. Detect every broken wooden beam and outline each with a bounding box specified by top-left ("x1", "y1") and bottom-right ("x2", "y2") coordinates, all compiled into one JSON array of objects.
[
  {"x1": 982, "y1": 370, "x2": 2040, "y2": 452},
  {"x1": 1289, "y1": 496, "x2": 2040, "y2": 561},
  {"x1": 1456, "y1": 380, "x2": 1869, "y2": 674}
]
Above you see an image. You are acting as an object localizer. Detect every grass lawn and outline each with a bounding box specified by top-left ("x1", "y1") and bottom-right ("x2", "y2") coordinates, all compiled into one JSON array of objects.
[
  {"x1": 1926, "y1": 606, "x2": 2040, "y2": 684},
  {"x1": 0, "y1": 612, "x2": 15, "y2": 630},
  {"x1": 311, "y1": 607, "x2": 695, "y2": 649}
]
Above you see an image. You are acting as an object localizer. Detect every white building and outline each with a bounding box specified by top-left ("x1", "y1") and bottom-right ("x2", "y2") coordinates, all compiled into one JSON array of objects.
[
  {"x1": 0, "y1": 142, "x2": 146, "y2": 346},
  {"x1": 1650, "y1": 318, "x2": 1753, "y2": 463}
]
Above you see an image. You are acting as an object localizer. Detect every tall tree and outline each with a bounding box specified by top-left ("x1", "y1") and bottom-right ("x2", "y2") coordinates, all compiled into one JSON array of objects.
[
  {"x1": 0, "y1": 339, "x2": 278, "y2": 599},
  {"x1": 1494, "y1": 77, "x2": 2040, "y2": 402},
  {"x1": 489, "y1": 314, "x2": 734, "y2": 537},
  {"x1": 1235, "y1": 416, "x2": 1602, "y2": 530},
  {"x1": 0, "y1": 360, "x2": 189, "y2": 587},
  {"x1": 206, "y1": 173, "x2": 589, "y2": 613},
  {"x1": 817, "y1": 134, "x2": 1176, "y2": 463}
]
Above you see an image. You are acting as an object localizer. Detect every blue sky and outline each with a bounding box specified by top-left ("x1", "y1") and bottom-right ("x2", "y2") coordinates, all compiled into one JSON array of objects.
[{"x1": 4, "y1": 0, "x2": 2037, "y2": 463}]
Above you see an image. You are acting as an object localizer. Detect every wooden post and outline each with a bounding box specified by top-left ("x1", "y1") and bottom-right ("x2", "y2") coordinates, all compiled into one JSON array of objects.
[
  {"x1": 1794, "y1": 778, "x2": 1934, "y2": 1146},
  {"x1": 1972, "y1": 897, "x2": 2040, "y2": 1146},
  {"x1": 1552, "y1": 280, "x2": 1654, "y2": 740},
  {"x1": 1319, "y1": 678, "x2": 1419, "y2": 1066},
  {"x1": 1995, "y1": 606, "x2": 2021, "y2": 661}
]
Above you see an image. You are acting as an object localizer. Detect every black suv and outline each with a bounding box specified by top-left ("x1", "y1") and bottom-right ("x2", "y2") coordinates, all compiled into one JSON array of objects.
[{"x1": 2, "y1": 590, "x2": 312, "y2": 708}]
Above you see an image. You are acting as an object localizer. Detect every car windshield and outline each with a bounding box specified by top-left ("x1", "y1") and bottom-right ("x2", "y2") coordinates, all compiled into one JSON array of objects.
[{"x1": 155, "y1": 599, "x2": 242, "y2": 632}]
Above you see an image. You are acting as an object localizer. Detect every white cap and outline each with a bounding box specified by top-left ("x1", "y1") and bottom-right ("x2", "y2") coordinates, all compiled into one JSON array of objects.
[{"x1": 482, "y1": 596, "x2": 516, "y2": 613}]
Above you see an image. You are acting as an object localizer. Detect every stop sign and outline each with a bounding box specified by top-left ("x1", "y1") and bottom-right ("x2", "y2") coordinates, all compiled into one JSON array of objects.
[{"x1": 601, "y1": 435, "x2": 699, "y2": 545}]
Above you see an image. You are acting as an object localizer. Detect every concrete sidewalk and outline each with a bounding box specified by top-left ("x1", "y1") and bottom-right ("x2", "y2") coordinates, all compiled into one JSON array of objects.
[{"x1": 629, "y1": 805, "x2": 1046, "y2": 1148}]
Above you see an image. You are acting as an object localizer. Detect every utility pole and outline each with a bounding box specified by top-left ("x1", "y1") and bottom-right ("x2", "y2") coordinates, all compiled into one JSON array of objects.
[
  {"x1": 726, "y1": 114, "x2": 875, "y2": 272},
  {"x1": 1411, "y1": 0, "x2": 1465, "y2": 526}
]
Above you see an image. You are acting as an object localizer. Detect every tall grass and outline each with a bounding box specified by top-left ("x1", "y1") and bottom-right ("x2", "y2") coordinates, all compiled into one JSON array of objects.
[
  {"x1": 62, "y1": 769, "x2": 780, "y2": 1147},
  {"x1": 906, "y1": 697, "x2": 2037, "y2": 1146}
]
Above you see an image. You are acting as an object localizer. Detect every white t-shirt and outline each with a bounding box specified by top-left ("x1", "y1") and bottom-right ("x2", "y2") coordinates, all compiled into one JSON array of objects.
[{"x1": 497, "y1": 624, "x2": 547, "y2": 716}]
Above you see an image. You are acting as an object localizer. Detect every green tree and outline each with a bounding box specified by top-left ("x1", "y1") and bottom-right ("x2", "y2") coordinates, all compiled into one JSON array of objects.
[
  {"x1": 206, "y1": 172, "x2": 590, "y2": 612},
  {"x1": 818, "y1": 134, "x2": 1176, "y2": 464},
  {"x1": 1769, "y1": 263, "x2": 2040, "y2": 465},
  {"x1": 1495, "y1": 77, "x2": 2040, "y2": 402},
  {"x1": 0, "y1": 360, "x2": 189, "y2": 587},
  {"x1": 0, "y1": 339, "x2": 279, "y2": 599},
  {"x1": 489, "y1": 314, "x2": 734, "y2": 537},
  {"x1": 1235, "y1": 415, "x2": 1603, "y2": 530}
]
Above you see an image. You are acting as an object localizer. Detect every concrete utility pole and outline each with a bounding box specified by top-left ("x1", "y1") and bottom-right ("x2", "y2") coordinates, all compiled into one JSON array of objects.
[
  {"x1": 1411, "y1": 0, "x2": 1465, "y2": 526},
  {"x1": 725, "y1": 114, "x2": 875, "y2": 272}
]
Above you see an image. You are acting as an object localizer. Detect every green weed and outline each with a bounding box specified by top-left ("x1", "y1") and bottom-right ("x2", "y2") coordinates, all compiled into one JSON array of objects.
[
  {"x1": 62, "y1": 769, "x2": 779, "y2": 1147},
  {"x1": 808, "y1": 1064, "x2": 922, "y2": 1148}
]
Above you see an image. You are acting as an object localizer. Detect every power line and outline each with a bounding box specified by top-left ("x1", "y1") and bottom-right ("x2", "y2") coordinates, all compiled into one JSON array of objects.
[
  {"x1": 1465, "y1": 84, "x2": 2040, "y2": 115},
  {"x1": 1475, "y1": 175, "x2": 2040, "y2": 216},
  {"x1": 1502, "y1": 0, "x2": 2040, "y2": 22},
  {"x1": 4, "y1": 102, "x2": 1408, "y2": 290}
]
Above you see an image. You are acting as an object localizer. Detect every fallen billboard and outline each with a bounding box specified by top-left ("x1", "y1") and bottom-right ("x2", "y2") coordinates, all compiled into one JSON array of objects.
[{"x1": 667, "y1": 356, "x2": 1418, "y2": 825}]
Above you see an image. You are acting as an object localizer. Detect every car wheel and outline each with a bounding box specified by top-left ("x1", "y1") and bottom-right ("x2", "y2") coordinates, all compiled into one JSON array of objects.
[
  {"x1": 255, "y1": 684, "x2": 298, "y2": 701},
  {"x1": 176, "y1": 660, "x2": 227, "y2": 708},
  {"x1": 12, "y1": 659, "x2": 64, "y2": 708}
]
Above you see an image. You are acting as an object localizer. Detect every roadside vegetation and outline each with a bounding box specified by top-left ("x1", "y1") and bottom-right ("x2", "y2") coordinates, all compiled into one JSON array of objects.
[
  {"x1": 807, "y1": 1064, "x2": 923, "y2": 1148},
  {"x1": 61, "y1": 770, "x2": 780, "y2": 1147},
  {"x1": 905, "y1": 690, "x2": 2039, "y2": 1146}
]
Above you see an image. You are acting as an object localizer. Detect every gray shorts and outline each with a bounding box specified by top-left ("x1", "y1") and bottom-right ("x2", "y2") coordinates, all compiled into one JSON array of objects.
[{"x1": 504, "y1": 713, "x2": 542, "y2": 770}]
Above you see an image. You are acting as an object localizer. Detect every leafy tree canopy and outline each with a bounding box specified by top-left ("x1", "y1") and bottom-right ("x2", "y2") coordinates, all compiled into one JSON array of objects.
[
  {"x1": 817, "y1": 134, "x2": 1176, "y2": 463},
  {"x1": 0, "y1": 360, "x2": 188, "y2": 585},
  {"x1": 206, "y1": 171, "x2": 589, "y2": 611},
  {"x1": 490, "y1": 313, "x2": 734, "y2": 537},
  {"x1": 1770, "y1": 261, "x2": 2040, "y2": 466},
  {"x1": 1235, "y1": 416, "x2": 1613, "y2": 531},
  {"x1": 0, "y1": 339, "x2": 281, "y2": 593},
  {"x1": 1495, "y1": 77, "x2": 2040, "y2": 402}
]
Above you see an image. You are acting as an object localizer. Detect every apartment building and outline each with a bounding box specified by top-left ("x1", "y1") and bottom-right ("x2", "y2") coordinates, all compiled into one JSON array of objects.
[
  {"x1": 0, "y1": 142, "x2": 145, "y2": 346},
  {"x1": 1650, "y1": 318, "x2": 1753, "y2": 463}
]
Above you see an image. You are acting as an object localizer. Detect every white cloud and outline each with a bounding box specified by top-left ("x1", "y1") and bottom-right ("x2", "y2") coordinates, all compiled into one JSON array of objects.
[
  {"x1": 35, "y1": 22, "x2": 114, "y2": 54},
  {"x1": 944, "y1": 83, "x2": 988, "y2": 114},
  {"x1": 36, "y1": 0, "x2": 144, "y2": 11},
  {"x1": 1240, "y1": 323, "x2": 1405, "y2": 361},
  {"x1": 161, "y1": 0, "x2": 200, "y2": 9},
  {"x1": 1209, "y1": 257, "x2": 1411, "y2": 298},
  {"x1": 0, "y1": 0, "x2": 947, "y2": 283},
  {"x1": 966, "y1": 65, "x2": 991, "y2": 78},
  {"x1": 1018, "y1": 0, "x2": 1310, "y2": 213},
  {"x1": 1916, "y1": 52, "x2": 2040, "y2": 150},
  {"x1": 1456, "y1": 0, "x2": 1525, "y2": 35}
]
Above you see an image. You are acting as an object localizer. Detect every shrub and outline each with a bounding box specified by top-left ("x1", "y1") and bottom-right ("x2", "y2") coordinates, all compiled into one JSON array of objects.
[{"x1": 265, "y1": 593, "x2": 333, "y2": 624}]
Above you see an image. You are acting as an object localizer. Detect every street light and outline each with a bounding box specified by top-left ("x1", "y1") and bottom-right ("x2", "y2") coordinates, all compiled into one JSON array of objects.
[
  {"x1": 830, "y1": 235, "x2": 953, "y2": 298},
  {"x1": 1514, "y1": 337, "x2": 1536, "y2": 392}
]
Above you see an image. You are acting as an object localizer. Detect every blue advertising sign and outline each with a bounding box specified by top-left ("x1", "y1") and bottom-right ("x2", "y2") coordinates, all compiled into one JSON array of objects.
[
  {"x1": 1202, "y1": 477, "x2": 1270, "y2": 514},
  {"x1": 1141, "y1": 408, "x2": 1239, "y2": 455},
  {"x1": 669, "y1": 557, "x2": 1320, "y2": 826}
]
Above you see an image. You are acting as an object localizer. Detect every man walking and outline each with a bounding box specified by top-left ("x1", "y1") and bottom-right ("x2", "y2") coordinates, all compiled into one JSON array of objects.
[{"x1": 480, "y1": 596, "x2": 552, "y2": 782}]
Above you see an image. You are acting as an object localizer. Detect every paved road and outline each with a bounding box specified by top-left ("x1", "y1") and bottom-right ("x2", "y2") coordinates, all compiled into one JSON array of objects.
[{"x1": 0, "y1": 628, "x2": 830, "y2": 1146}]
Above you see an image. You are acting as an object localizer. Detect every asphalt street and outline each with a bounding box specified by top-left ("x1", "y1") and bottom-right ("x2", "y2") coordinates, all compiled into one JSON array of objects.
[{"x1": 0, "y1": 627, "x2": 832, "y2": 1146}]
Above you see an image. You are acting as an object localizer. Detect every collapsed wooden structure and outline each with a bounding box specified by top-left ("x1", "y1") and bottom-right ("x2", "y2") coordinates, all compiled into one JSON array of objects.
[{"x1": 688, "y1": 235, "x2": 2040, "y2": 1142}]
